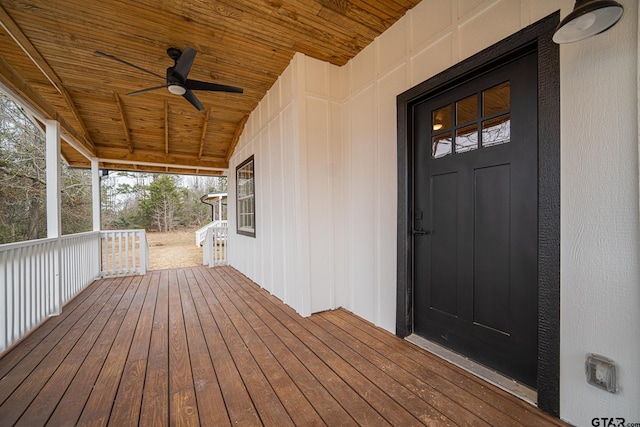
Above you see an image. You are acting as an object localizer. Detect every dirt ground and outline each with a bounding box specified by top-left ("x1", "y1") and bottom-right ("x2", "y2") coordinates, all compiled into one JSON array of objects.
[{"x1": 146, "y1": 228, "x2": 203, "y2": 270}]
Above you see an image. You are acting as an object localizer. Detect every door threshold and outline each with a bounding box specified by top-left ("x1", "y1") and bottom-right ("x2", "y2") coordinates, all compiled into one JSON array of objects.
[{"x1": 405, "y1": 334, "x2": 537, "y2": 406}]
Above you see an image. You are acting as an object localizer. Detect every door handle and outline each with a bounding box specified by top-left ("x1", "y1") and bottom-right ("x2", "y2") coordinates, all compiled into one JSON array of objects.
[{"x1": 412, "y1": 229, "x2": 430, "y2": 236}]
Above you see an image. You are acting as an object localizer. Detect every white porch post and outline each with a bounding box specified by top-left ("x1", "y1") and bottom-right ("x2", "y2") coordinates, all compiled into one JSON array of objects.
[
  {"x1": 91, "y1": 159, "x2": 101, "y2": 231},
  {"x1": 45, "y1": 119, "x2": 62, "y2": 315},
  {"x1": 45, "y1": 120, "x2": 61, "y2": 238}
]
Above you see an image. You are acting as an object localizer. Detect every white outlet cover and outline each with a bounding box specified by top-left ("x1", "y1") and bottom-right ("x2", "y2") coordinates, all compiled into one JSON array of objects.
[{"x1": 585, "y1": 353, "x2": 617, "y2": 393}]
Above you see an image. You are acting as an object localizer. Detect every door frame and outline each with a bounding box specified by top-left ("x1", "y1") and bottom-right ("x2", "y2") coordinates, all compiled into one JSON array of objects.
[{"x1": 396, "y1": 13, "x2": 560, "y2": 416}]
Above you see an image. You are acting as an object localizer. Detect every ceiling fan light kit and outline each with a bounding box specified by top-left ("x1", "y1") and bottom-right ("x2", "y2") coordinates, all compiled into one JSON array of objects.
[
  {"x1": 167, "y1": 84, "x2": 187, "y2": 95},
  {"x1": 95, "y1": 47, "x2": 243, "y2": 110}
]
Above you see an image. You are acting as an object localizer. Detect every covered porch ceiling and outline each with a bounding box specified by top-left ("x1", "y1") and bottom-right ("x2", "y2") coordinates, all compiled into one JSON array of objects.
[{"x1": 0, "y1": 0, "x2": 421, "y2": 176}]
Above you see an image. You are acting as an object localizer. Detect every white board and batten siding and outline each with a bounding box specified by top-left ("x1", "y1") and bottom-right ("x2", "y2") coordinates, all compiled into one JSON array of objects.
[
  {"x1": 229, "y1": 54, "x2": 343, "y2": 317},
  {"x1": 229, "y1": 1, "x2": 640, "y2": 424}
]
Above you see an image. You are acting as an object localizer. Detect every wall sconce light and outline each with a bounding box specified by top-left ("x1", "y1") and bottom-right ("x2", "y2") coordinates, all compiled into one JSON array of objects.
[{"x1": 553, "y1": 0, "x2": 624, "y2": 44}]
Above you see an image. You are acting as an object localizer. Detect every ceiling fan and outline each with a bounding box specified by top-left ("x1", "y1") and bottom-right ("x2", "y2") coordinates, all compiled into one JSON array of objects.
[{"x1": 94, "y1": 47, "x2": 243, "y2": 110}]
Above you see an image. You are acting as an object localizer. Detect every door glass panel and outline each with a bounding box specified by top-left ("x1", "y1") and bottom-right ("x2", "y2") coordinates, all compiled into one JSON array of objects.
[
  {"x1": 483, "y1": 82, "x2": 510, "y2": 116},
  {"x1": 430, "y1": 82, "x2": 511, "y2": 158},
  {"x1": 455, "y1": 125, "x2": 478, "y2": 153},
  {"x1": 432, "y1": 132, "x2": 452, "y2": 158},
  {"x1": 456, "y1": 95, "x2": 477, "y2": 125},
  {"x1": 432, "y1": 105, "x2": 452, "y2": 132},
  {"x1": 482, "y1": 114, "x2": 510, "y2": 147}
]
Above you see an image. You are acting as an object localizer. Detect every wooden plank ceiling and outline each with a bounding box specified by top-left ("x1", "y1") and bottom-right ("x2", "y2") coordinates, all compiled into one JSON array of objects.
[{"x1": 0, "y1": 0, "x2": 421, "y2": 176}]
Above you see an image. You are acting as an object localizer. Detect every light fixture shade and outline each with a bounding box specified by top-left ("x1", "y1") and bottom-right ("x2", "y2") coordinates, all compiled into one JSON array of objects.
[
  {"x1": 167, "y1": 84, "x2": 187, "y2": 95},
  {"x1": 553, "y1": 0, "x2": 624, "y2": 44}
]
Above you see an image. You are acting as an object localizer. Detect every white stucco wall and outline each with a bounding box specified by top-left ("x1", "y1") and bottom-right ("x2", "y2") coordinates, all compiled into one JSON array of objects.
[{"x1": 229, "y1": 0, "x2": 640, "y2": 424}]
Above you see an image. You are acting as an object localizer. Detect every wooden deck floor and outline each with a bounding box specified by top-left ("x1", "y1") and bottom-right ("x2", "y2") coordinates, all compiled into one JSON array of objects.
[{"x1": 0, "y1": 266, "x2": 567, "y2": 426}]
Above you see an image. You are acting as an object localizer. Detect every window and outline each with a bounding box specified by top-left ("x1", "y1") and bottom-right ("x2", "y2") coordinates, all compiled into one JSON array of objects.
[
  {"x1": 236, "y1": 155, "x2": 255, "y2": 237},
  {"x1": 431, "y1": 81, "x2": 511, "y2": 158}
]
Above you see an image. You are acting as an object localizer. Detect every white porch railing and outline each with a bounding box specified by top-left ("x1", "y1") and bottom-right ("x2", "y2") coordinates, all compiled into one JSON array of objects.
[
  {"x1": 202, "y1": 224, "x2": 228, "y2": 267},
  {"x1": 100, "y1": 230, "x2": 148, "y2": 276},
  {"x1": 0, "y1": 229, "x2": 148, "y2": 353},
  {"x1": 195, "y1": 220, "x2": 228, "y2": 247},
  {"x1": 61, "y1": 232, "x2": 102, "y2": 303}
]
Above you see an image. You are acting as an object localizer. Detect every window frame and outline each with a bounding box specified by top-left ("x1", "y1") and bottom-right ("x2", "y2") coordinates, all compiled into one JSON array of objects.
[{"x1": 236, "y1": 155, "x2": 256, "y2": 237}]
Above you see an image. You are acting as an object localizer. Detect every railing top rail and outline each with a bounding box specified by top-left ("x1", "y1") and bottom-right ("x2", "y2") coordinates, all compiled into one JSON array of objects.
[
  {"x1": 60, "y1": 231, "x2": 101, "y2": 241},
  {"x1": 0, "y1": 236, "x2": 57, "y2": 251},
  {"x1": 100, "y1": 229, "x2": 147, "y2": 234},
  {"x1": 196, "y1": 220, "x2": 226, "y2": 234},
  {"x1": 0, "y1": 232, "x2": 95, "y2": 251}
]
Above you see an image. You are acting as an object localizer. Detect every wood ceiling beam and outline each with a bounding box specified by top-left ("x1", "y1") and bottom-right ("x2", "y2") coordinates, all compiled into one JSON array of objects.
[
  {"x1": 198, "y1": 108, "x2": 211, "y2": 160},
  {"x1": 0, "y1": 6, "x2": 60, "y2": 93},
  {"x1": 225, "y1": 114, "x2": 249, "y2": 163},
  {"x1": 95, "y1": 162, "x2": 224, "y2": 176},
  {"x1": 113, "y1": 92, "x2": 133, "y2": 154},
  {"x1": 0, "y1": 3, "x2": 94, "y2": 147},
  {"x1": 0, "y1": 54, "x2": 96, "y2": 157},
  {"x1": 0, "y1": 57, "x2": 53, "y2": 127},
  {"x1": 96, "y1": 147, "x2": 228, "y2": 170}
]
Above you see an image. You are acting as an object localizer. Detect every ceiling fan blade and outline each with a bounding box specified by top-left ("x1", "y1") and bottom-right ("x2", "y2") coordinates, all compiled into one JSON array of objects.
[
  {"x1": 93, "y1": 51, "x2": 164, "y2": 79},
  {"x1": 185, "y1": 79, "x2": 243, "y2": 93},
  {"x1": 127, "y1": 85, "x2": 166, "y2": 96},
  {"x1": 173, "y1": 47, "x2": 197, "y2": 82},
  {"x1": 182, "y1": 90, "x2": 204, "y2": 111}
]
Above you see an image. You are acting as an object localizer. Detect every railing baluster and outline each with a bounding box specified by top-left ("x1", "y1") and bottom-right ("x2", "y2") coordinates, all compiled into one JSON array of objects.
[
  {"x1": 0, "y1": 251, "x2": 6, "y2": 352},
  {"x1": 19, "y1": 246, "x2": 25, "y2": 340},
  {"x1": 104, "y1": 232, "x2": 109, "y2": 275}
]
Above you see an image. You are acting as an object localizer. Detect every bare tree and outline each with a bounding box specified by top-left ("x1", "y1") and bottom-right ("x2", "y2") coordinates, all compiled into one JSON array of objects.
[{"x1": 0, "y1": 93, "x2": 92, "y2": 243}]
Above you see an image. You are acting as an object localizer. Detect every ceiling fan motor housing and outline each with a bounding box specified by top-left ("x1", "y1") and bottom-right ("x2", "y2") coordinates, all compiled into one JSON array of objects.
[{"x1": 166, "y1": 66, "x2": 187, "y2": 95}]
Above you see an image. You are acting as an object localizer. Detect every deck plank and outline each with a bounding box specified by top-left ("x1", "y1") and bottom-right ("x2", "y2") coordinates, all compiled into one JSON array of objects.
[
  {"x1": 108, "y1": 271, "x2": 159, "y2": 426},
  {"x1": 311, "y1": 313, "x2": 496, "y2": 426},
  {"x1": 0, "y1": 265, "x2": 570, "y2": 426},
  {"x1": 331, "y1": 309, "x2": 568, "y2": 427},
  {"x1": 221, "y1": 265, "x2": 566, "y2": 427},
  {"x1": 188, "y1": 268, "x2": 262, "y2": 425},
  {"x1": 204, "y1": 267, "x2": 325, "y2": 426},
  {"x1": 179, "y1": 269, "x2": 231, "y2": 427},
  {"x1": 45, "y1": 276, "x2": 143, "y2": 426},
  {"x1": 168, "y1": 269, "x2": 199, "y2": 426},
  {"x1": 204, "y1": 268, "x2": 357, "y2": 426},
  {"x1": 75, "y1": 273, "x2": 152, "y2": 426},
  {"x1": 193, "y1": 268, "x2": 295, "y2": 426},
  {"x1": 213, "y1": 267, "x2": 392, "y2": 426},
  {"x1": 16, "y1": 275, "x2": 140, "y2": 426},
  {"x1": 220, "y1": 268, "x2": 439, "y2": 426},
  {"x1": 139, "y1": 271, "x2": 170, "y2": 427}
]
